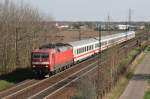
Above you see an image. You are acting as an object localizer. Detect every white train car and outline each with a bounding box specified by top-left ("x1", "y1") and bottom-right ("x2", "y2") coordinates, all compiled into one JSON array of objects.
[
  {"x1": 95, "y1": 31, "x2": 135, "y2": 49},
  {"x1": 69, "y1": 31, "x2": 135, "y2": 62},
  {"x1": 68, "y1": 38, "x2": 97, "y2": 62}
]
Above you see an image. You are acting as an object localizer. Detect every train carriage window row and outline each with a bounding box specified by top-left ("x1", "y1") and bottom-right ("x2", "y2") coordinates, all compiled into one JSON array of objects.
[
  {"x1": 95, "y1": 41, "x2": 107, "y2": 48},
  {"x1": 76, "y1": 45, "x2": 94, "y2": 54}
]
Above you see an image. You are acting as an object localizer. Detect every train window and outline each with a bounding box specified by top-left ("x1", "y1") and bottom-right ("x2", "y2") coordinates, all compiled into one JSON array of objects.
[
  {"x1": 95, "y1": 43, "x2": 98, "y2": 48},
  {"x1": 79, "y1": 48, "x2": 81, "y2": 53},
  {"x1": 90, "y1": 45, "x2": 92, "y2": 50},
  {"x1": 81, "y1": 47, "x2": 84, "y2": 53},
  {"x1": 96, "y1": 43, "x2": 100, "y2": 48},
  {"x1": 81, "y1": 48, "x2": 83, "y2": 53},
  {"x1": 77, "y1": 49, "x2": 79, "y2": 54},
  {"x1": 83, "y1": 47, "x2": 84, "y2": 52},
  {"x1": 32, "y1": 53, "x2": 40, "y2": 58},
  {"x1": 32, "y1": 53, "x2": 49, "y2": 59},
  {"x1": 41, "y1": 53, "x2": 49, "y2": 58},
  {"x1": 74, "y1": 50, "x2": 77, "y2": 54},
  {"x1": 79, "y1": 49, "x2": 81, "y2": 53},
  {"x1": 91, "y1": 45, "x2": 93, "y2": 49}
]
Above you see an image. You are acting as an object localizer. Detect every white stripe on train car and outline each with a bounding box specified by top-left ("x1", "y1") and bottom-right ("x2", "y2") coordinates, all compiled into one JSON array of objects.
[{"x1": 32, "y1": 62, "x2": 49, "y2": 65}]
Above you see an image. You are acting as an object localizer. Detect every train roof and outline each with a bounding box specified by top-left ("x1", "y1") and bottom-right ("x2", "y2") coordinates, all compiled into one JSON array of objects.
[
  {"x1": 68, "y1": 38, "x2": 97, "y2": 47},
  {"x1": 39, "y1": 43, "x2": 71, "y2": 49},
  {"x1": 68, "y1": 31, "x2": 135, "y2": 47},
  {"x1": 39, "y1": 43, "x2": 72, "y2": 52},
  {"x1": 96, "y1": 31, "x2": 134, "y2": 40}
]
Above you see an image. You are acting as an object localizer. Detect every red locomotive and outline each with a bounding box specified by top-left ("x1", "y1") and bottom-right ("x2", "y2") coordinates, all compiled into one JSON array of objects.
[{"x1": 31, "y1": 43, "x2": 74, "y2": 76}]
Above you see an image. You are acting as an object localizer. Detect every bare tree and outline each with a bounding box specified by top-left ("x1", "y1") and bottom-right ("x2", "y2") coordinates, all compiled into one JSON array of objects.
[
  {"x1": 0, "y1": 1, "x2": 56, "y2": 74},
  {"x1": 77, "y1": 77, "x2": 97, "y2": 99}
]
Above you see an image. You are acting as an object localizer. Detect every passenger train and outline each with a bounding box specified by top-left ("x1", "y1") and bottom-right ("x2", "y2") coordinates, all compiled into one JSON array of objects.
[{"x1": 31, "y1": 31, "x2": 135, "y2": 76}]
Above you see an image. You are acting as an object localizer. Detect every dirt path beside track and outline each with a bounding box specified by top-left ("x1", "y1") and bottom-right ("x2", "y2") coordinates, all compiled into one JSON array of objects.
[{"x1": 119, "y1": 52, "x2": 150, "y2": 99}]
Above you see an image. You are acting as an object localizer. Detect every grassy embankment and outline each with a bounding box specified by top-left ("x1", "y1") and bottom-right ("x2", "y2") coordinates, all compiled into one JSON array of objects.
[
  {"x1": 107, "y1": 47, "x2": 146, "y2": 99},
  {"x1": 144, "y1": 80, "x2": 150, "y2": 99},
  {"x1": 0, "y1": 80, "x2": 14, "y2": 91},
  {"x1": 0, "y1": 68, "x2": 35, "y2": 91}
]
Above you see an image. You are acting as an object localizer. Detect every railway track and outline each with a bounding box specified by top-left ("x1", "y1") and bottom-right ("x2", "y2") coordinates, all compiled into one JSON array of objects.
[
  {"x1": 29, "y1": 61, "x2": 99, "y2": 99},
  {"x1": 1, "y1": 54, "x2": 99, "y2": 99},
  {"x1": 43, "y1": 61, "x2": 108, "y2": 99}
]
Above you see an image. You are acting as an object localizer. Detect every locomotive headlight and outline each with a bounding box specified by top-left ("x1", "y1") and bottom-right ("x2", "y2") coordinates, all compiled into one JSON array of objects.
[
  {"x1": 45, "y1": 65, "x2": 48, "y2": 67},
  {"x1": 32, "y1": 65, "x2": 36, "y2": 68}
]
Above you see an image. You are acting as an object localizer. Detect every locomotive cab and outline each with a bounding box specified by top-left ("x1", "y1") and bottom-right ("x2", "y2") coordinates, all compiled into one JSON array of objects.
[
  {"x1": 31, "y1": 43, "x2": 74, "y2": 77},
  {"x1": 31, "y1": 50, "x2": 51, "y2": 76}
]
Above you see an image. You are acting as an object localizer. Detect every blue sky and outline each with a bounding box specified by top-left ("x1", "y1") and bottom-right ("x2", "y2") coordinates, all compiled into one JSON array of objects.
[{"x1": 14, "y1": 0, "x2": 150, "y2": 21}]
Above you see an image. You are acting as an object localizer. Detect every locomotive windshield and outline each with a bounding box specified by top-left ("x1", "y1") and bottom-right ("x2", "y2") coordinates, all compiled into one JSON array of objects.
[{"x1": 32, "y1": 53, "x2": 49, "y2": 59}]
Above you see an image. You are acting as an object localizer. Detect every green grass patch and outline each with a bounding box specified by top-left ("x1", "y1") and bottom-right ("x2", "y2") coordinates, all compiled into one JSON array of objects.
[
  {"x1": 0, "y1": 68, "x2": 36, "y2": 91},
  {"x1": 70, "y1": 96, "x2": 83, "y2": 99},
  {"x1": 145, "y1": 46, "x2": 150, "y2": 52},
  {"x1": 144, "y1": 91, "x2": 150, "y2": 99},
  {"x1": 0, "y1": 80, "x2": 13, "y2": 91},
  {"x1": 144, "y1": 80, "x2": 150, "y2": 99},
  {"x1": 144, "y1": 79, "x2": 150, "y2": 99}
]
